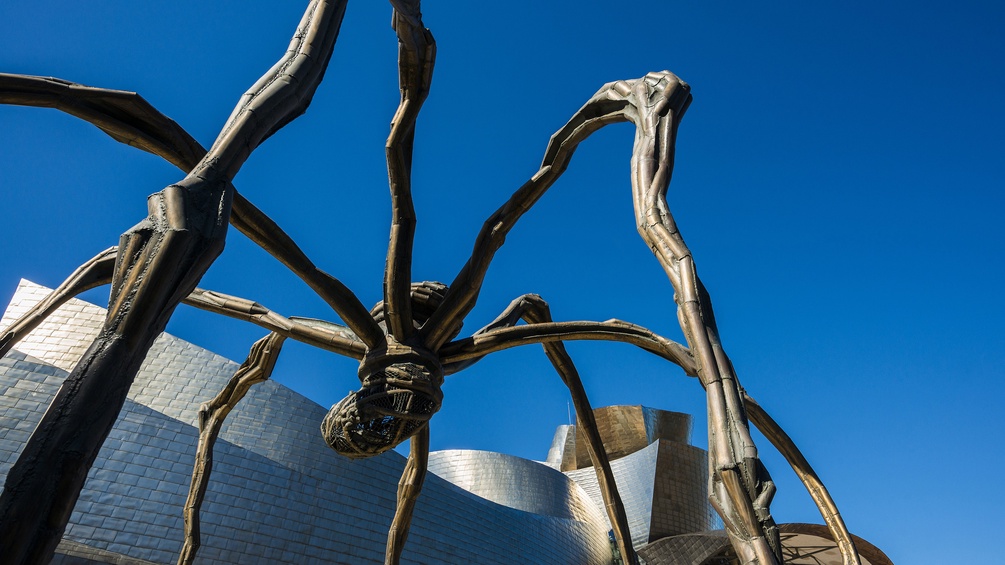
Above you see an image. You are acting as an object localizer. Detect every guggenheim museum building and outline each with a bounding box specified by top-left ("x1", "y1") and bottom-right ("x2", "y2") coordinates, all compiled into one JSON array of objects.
[{"x1": 0, "y1": 281, "x2": 891, "y2": 564}]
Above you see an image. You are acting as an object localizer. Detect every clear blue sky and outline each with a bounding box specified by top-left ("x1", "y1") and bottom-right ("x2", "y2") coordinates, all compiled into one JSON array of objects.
[{"x1": 1, "y1": 1, "x2": 1002, "y2": 562}]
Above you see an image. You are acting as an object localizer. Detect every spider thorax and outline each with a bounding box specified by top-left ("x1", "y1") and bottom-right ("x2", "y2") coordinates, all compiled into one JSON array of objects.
[{"x1": 321, "y1": 341, "x2": 443, "y2": 458}]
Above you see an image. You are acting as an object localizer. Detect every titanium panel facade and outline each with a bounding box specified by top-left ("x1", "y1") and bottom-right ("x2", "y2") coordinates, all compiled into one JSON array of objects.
[
  {"x1": 2, "y1": 280, "x2": 889, "y2": 564},
  {"x1": 556, "y1": 406, "x2": 718, "y2": 549},
  {"x1": 566, "y1": 441, "x2": 660, "y2": 549},
  {"x1": 0, "y1": 281, "x2": 612, "y2": 565},
  {"x1": 426, "y1": 450, "x2": 606, "y2": 524},
  {"x1": 570, "y1": 405, "x2": 691, "y2": 469}
]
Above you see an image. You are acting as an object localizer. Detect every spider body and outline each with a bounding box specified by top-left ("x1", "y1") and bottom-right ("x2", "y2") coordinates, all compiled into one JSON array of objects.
[
  {"x1": 325, "y1": 336, "x2": 444, "y2": 458},
  {"x1": 321, "y1": 281, "x2": 456, "y2": 458}
]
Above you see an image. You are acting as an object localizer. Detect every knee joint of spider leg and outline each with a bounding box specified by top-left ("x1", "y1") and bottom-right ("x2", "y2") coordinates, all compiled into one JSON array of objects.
[
  {"x1": 321, "y1": 339, "x2": 443, "y2": 459},
  {"x1": 522, "y1": 294, "x2": 546, "y2": 309},
  {"x1": 715, "y1": 462, "x2": 742, "y2": 476}
]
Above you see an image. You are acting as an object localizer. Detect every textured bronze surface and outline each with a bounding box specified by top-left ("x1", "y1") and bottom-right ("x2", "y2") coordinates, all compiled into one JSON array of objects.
[
  {"x1": 566, "y1": 406, "x2": 692, "y2": 470},
  {"x1": 0, "y1": 3, "x2": 869, "y2": 565},
  {"x1": 179, "y1": 333, "x2": 287, "y2": 565}
]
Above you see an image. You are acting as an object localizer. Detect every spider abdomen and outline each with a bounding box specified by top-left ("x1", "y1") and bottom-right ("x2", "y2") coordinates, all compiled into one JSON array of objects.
[{"x1": 321, "y1": 360, "x2": 443, "y2": 458}]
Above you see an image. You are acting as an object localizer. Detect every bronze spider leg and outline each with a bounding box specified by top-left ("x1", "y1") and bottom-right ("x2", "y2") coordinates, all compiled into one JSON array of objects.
[
  {"x1": 445, "y1": 294, "x2": 640, "y2": 565},
  {"x1": 0, "y1": 73, "x2": 205, "y2": 172},
  {"x1": 743, "y1": 394, "x2": 861, "y2": 565},
  {"x1": 385, "y1": 425, "x2": 430, "y2": 565},
  {"x1": 0, "y1": 249, "x2": 367, "y2": 362},
  {"x1": 0, "y1": 3, "x2": 351, "y2": 560},
  {"x1": 383, "y1": 0, "x2": 435, "y2": 341},
  {"x1": 620, "y1": 73, "x2": 781, "y2": 564},
  {"x1": 0, "y1": 247, "x2": 118, "y2": 359},
  {"x1": 0, "y1": 74, "x2": 384, "y2": 348},
  {"x1": 441, "y1": 320, "x2": 696, "y2": 372},
  {"x1": 421, "y1": 71, "x2": 784, "y2": 563},
  {"x1": 417, "y1": 78, "x2": 676, "y2": 349},
  {"x1": 183, "y1": 292, "x2": 366, "y2": 359},
  {"x1": 179, "y1": 332, "x2": 287, "y2": 565}
]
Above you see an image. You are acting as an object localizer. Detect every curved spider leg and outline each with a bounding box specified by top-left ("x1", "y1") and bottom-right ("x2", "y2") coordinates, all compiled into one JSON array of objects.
[
  {"x1": 623, "y1": 72, "x2": 780, "y2": 564},
  {"x1": 0, "y1": 73, "x2": 385, "y2": 348},
  {"x1": 228, "y1": 193, "x2": 385, "y2": 348},
  {"x1": 383, "y1": 1, "x2": 435, "y2": 342},
  {"x1": 0, "y1": 3, "x2": 350, "y2": 561},
  {"x1": 743, "y1": 393, "x2": 862, "y2": 565},
  {"x1": 0, "y1": 73, "x2": 204, "y2": 171},
  {"x1": 178, "y1": 332, "x2": 287, "y2": 565},
  {"x1": 441, "y1": 319, "x2": 696, "y2": 375},
  {"x1": 419, "y1": 79, "x2": 647, "y2": 350},
  {"x1": 445, "y1": 294, "x2": 640, "y2": 565},
  {"x1": 183, "y1": 290, "x2": 366, "y2": 360},
  {"x1": 385, "y1": 424, "x2": 430, "y2": 565},
  {"x1": 0, "y1": 247, "x2": 117, "y2": 358},
  {"x1": 425, "y1": 70, "x2": 789, "y2": 562},
  {"x1": 0, "y1": 244, "x2": 366, "y2": 362}
]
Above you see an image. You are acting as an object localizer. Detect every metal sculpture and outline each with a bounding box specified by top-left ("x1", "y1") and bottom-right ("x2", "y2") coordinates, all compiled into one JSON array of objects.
[{"x1": 0, "y1": 2, "x2": 863, "y2": 565}]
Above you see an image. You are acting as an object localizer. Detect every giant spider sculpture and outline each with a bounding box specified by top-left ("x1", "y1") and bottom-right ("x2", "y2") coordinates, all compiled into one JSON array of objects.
[{"x1": 0, "y1": 2, "x2": 863, "y2": 565}]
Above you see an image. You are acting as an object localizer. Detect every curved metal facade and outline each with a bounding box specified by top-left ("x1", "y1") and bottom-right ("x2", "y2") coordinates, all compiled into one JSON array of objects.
[
  {"x1": 552, "y1": 404, "x2": 718, "y2": 549},
  {"x1": 2, "y1": 280, "x2": 891, "y2": 564},
  {"x1": 427, "y1": 450, "x2": 607, "y2": 523},
  {"x1": 0, "y1": 281, "x2": 612, "y2": 565}
]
